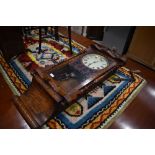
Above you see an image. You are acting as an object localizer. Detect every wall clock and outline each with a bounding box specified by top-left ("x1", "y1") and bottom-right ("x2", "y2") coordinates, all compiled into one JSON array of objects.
[
  {"x1": 82, "y1": 53, "x2": 108, "y2": 70},
  {"x1": 35, "y1": 44, "x2": 126, "y2": 105}
]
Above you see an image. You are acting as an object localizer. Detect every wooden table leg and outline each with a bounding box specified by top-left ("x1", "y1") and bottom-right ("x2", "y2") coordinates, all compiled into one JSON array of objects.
[
  {"x1": 39, "y1": 27, "x2": 42, "y2": 54},
  {"x1": 68, "y1": 26, "x2": 72, "y2": 53},
  {"x1": 54, "y1": 26, "x2": 59, "y2": 41}
]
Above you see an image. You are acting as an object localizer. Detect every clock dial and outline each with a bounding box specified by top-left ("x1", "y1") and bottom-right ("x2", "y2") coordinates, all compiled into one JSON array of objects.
[{"x1": 82, "y1": 54, "x2": 108, "y2": 70}]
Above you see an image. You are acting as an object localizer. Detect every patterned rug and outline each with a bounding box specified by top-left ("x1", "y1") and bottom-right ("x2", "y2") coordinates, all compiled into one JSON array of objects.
[
  {"x1": 20, "y1": 29, "x2": 85, "y2": 70},
  {"x1": 0, "y1": 30, "x2": 146, "y2": 128},
  {"x1": 0, "y1": 54, "x2": 146, "y2": 128},
  {"x1": 0, "y1": 29, "x2": 85, "y2": 95},
  {"x1": 44, "y1": 67, "x2": 146, "y2": 129}
]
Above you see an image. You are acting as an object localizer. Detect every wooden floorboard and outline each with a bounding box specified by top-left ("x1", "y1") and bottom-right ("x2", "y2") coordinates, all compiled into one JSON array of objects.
[{"x1": 0, "y1": 73, "x2": 30, "y2": 129}]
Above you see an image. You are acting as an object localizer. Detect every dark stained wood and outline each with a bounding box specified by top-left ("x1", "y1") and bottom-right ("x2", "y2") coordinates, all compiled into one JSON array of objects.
[
  {"x1": 68, "y1": 26, "x2": 72, "y2": 53},
  {"x1": 0, "y1": 27, "x2": 24, "y2": 61},
  {"x1": 38, "y1": 27, "x2": 42, "y2": 54},
  {"x1": 86, "y1": 26, "x2": 104, "y2": 40},
  {"x1": 109, "y1": 58, "x2": 155, "y2": 129},
  {"x1": 13, "y1": 76, "x2": 58, "y2": 128},
  {"x1": 54, "y1": 26, "x2": 59, "y2": 41},
  {"x1": 0, "y1": 73, "x2": 30, "y2": 129}
]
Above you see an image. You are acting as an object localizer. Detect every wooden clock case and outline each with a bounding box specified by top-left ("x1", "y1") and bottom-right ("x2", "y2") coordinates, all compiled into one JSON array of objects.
[{"x1": 13, "y1": 44, "x2": 126, "y2": 128}]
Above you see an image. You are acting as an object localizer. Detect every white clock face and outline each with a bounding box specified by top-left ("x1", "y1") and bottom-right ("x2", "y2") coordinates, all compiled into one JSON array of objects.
[{"x1": 82, "y1": 54, "x2": 108, "y2": 70}]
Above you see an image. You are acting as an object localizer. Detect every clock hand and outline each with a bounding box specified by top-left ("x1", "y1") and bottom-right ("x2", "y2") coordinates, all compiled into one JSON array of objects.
[
  {"x1": 88, "y1": 61, "x2": 98, "y2": 66},
  {"x1": 93, "y1": 61, "x2": 98, "y2": 63},
  {"x1": 88, "y1": 62, "x2": 95, "y2": 66}
]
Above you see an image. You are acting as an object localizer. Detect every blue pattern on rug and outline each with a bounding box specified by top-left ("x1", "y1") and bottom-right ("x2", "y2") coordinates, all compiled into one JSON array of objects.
[
  {"x1": 87, "y1": 96, "x2": 103, "y2": 109},
  {"x1": 9, "y1": 59, "x2": 31, "y2": 87},
  {"x1": 55, "y1": 71, "x2": 131, "y2": 128},
  {"x1": 103, "y1": 84, "x2": 116, "y2": 96}
]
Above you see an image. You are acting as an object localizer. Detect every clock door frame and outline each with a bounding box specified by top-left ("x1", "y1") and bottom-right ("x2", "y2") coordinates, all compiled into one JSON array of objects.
[{"x1": 36, "y1": 45, "x2": 123, "y2": 103}]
